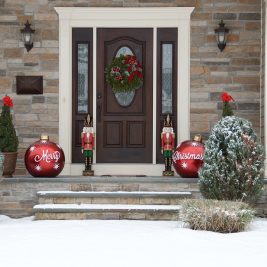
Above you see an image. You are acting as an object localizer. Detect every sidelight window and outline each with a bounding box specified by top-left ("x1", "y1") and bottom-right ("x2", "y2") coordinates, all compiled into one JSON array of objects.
[
  {"x1": 161, "y1": 43, "x2": 173, "y2": 115},
  {"x1": 77, "y1": 43, "x2": 89, "y2": 113}
]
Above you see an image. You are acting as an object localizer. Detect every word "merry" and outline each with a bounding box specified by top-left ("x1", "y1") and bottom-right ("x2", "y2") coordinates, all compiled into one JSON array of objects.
[{"x1": 34, "y1": 150, "x2": 61, "y2": 163}]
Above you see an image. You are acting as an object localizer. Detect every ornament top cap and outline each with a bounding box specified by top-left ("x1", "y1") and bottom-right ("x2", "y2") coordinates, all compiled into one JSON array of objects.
[
  {"x1": 193, "y1": 134, "x2": 202, "y2": 143},
  {"x1": 40, "y1": 135, "x2": 49, "y2": 141}
]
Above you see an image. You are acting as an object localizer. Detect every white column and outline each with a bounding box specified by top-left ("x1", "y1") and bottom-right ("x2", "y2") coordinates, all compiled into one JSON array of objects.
[
  {"x1": 177, "y1": 19, "x2": 191, "y2": 143},
  {"x1": 58, "y1": 18, "x2": 72, "y2": 175},
  {"x1": 93, "y1": 27, "x2": 97, "y2": 164},
  {"x1": 152, "y1": 27, "x2": 157, "y2": 164}
]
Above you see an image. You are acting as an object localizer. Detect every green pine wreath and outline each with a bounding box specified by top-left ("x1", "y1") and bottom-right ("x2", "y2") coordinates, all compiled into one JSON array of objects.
[{"x1": 105, "y1": 54, "x2": 143, "y2": 93}]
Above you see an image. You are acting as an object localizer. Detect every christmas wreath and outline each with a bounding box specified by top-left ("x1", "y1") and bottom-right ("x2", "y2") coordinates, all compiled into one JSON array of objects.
[{"x1": 105, "y1": 54, "x2": 143, "y2": 93}]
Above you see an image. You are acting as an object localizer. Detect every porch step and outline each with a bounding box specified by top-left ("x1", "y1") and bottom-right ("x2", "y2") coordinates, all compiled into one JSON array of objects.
[
  {"x1": 37, "y1": 191, "x2": 192, "y2": 205},
  {"x1": 33, "y1": 204, "x2": 181, "y2": 220}
]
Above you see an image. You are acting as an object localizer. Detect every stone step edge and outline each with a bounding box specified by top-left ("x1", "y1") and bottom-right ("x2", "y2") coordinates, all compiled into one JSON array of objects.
[
  {"x1": 37, "y1": 191, "x2": 192, "y2": 198},
  {"x1": 5, "y1": 176, "x2": 200, "y2": 184},
  {"x1": 33, "y1": 204, "x2": 181, "y2": 213}
]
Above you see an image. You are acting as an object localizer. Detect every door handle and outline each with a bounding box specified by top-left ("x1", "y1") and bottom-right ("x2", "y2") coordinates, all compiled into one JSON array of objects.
[{"x1": 97, "y1": 93, "x2": 102, "y2": 122}]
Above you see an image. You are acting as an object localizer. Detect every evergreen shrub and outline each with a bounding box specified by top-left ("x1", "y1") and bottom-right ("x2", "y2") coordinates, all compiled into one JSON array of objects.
[
  {"x1": 0, "y1": 96, "x2": 18, "y2": 152},
  {"x1": 180, "y1": 199, "x2": 254, "y2": 233},
  {"x1": 199, "y1": 116, "x2": 264, "y2": 202}
]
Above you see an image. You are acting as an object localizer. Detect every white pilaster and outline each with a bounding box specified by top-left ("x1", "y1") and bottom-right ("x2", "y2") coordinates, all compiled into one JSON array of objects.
[
  {"x1": 177, "y1": 19, "x2": 191, "y2": 143},
  {"x1": 57, "y1": 17, "x2": 72, "y2": 175},
  {"x1": 152, "y1": 27, "x2": 157, "y2": 164}
]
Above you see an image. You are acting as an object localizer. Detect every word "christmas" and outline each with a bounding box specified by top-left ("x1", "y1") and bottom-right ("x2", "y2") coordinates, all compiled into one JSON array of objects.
[
  {"x1": 34, "y1": 150, "x2": 61, "y2": 163},
  {"x1": 172, "y1": 151, "x2": 203, "y2": 162}
]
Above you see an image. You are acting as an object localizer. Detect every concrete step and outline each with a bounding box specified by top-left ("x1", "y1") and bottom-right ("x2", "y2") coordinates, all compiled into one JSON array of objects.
[
  {"x1": 37, "y1": 191, "x2": 192, "y2": 205},
  {"x1": 33, "y1": 204, "x2": 180, "y2": 221}
]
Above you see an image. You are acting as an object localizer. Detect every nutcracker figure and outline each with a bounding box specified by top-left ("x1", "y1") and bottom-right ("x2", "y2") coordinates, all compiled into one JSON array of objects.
[
  {"x1": 161, "y1": 114, "x2": 175, "y2": 176},
  {"x1": 81, "y1": 114, "x2": 95, "y2": 176}
]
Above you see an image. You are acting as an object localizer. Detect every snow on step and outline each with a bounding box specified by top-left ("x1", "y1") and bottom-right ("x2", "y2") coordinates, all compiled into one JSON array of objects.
[
  {"x1": 37, "y1": 191, "x2": 191, "y2": 197},
  {"x1": 33, "y1": 204, "x2": 181, "y2": 212}
]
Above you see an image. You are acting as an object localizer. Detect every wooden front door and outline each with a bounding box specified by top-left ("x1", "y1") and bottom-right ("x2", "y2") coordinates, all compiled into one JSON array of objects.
[{"x1": 97, "y1": 28, "x2": 153, "y2": 163}]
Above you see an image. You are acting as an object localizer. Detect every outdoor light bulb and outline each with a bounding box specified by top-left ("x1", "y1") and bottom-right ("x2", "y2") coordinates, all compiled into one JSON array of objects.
[
  {"x1": 218, "y1": 33, "x2": 224, "y2": 43},
  {"x1": 25, "y1": 34, "x2": 31, "y2": 43}
]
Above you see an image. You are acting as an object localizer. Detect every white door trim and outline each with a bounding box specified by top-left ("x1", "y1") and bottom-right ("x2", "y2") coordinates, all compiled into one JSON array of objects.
[{"x1": 55, "y1": 7, "x2": 194, "y2": 176}]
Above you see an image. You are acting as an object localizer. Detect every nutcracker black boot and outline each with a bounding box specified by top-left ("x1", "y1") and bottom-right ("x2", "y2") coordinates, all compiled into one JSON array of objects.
[
  {"x1": 166, "y1": 158, "x2": 169, "y2": 171},
  {"x1": 85, "y1": 157, "x2": 90, "y2": 171},
  {"x1": 168, "y1": 158, "x2": 172, "y2": 171},
  {"x1": 165, "y1": 158, "x2": 168, "y2": 171},
  {"x1": 88, "y1": 156, "x2": 92, "y2": 170},
  {"x1": 84, "y1": 157, "x2": 87, "y2": 170}
]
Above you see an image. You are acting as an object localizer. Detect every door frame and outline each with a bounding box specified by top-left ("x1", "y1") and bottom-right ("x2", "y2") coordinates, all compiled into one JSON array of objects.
[{"x1": 55, "y1": 7, "x2": 194, "y2": 176}]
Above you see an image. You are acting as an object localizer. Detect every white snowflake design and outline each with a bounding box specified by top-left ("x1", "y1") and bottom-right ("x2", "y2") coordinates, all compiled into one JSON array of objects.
[
  {"x1": 40, "y1": 140, "x2": 47, "y2": 144},
  {"x1": 29, "y1": 146, "x2": 36, "y2": 152},
  {"x1": 35, "y1": 165, "x2": 42, "y2": 171},
  {"x1": 53, "y1": 163, "x2": 60, "y2": 170},
  {"x1": 181, "y1": 162, "x2": 188, "y2": 169},
  {"x1": 191, "y1": 142, "x2": 198, "y2": 147}
]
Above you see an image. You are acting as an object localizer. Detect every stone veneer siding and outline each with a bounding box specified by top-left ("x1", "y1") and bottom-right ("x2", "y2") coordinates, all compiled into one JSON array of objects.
[
  {"x1": 261, "y1": 0, "x2": 265, "y2": 144},
  {"x1": 0, "y1": 0, "x2": 263, "y2": 174}
]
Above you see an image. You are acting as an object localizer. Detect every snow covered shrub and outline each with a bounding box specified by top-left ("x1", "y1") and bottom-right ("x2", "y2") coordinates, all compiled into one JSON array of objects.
[
  {"x1": 180, "y1": 199, "x2": 254, "y2": 233},
  {"x1": 199, "y1": 116, "x2": 264, "y2": 202}
]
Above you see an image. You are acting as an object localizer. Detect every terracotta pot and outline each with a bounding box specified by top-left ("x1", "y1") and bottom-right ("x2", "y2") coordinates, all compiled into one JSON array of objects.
[{"x1": 2, "y1": 152, "x2": 17, "y2": 178}]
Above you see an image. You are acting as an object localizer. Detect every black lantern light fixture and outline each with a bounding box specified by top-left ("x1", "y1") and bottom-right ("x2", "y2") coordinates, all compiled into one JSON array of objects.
[
  {"x1": 214, "y1": 20, "x2": 229, "y2": 52},
  {"x1": 20, "y1": 20, "x2": 35, "y2": 52}
]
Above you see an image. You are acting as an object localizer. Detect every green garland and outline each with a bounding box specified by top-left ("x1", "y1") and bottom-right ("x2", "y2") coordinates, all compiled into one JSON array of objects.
[{"x1": 105, "y1": 54, "x2": 143, "y2": 93}]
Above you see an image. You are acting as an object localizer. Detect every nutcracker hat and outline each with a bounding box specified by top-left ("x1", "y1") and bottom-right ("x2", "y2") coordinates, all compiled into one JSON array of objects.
[
  {"x1": 164, "y1": 114, "x2": 172, "y2": 127},
  {"x1": 84, "y1": 114, "x2": 93, "y2": 127}
]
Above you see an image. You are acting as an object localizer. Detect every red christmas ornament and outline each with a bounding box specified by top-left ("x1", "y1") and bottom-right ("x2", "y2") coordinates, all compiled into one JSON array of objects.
[
  {"x1": 25, "y1": 135, "x2": 65, "y2": 177},
  {"x1": 172, "y1": 135, "x2": 205, "y2": 178}
]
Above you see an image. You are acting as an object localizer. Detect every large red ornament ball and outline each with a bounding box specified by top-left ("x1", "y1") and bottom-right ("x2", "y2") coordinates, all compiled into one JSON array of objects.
[
  {"x1": 172, "y1": 137, "x2": 205, "y2": 178},
  {"x1": 25, "y1": 135, "x2": 65, "y2": 177}
]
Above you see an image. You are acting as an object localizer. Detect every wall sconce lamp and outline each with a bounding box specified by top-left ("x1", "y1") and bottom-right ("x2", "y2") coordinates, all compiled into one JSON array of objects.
[
  {"x1": 214, "y1": 20, "x2": 229, "y2": 52},
  {"x1": 20, "y1": 20, "x2": 35, "y2": 52}
]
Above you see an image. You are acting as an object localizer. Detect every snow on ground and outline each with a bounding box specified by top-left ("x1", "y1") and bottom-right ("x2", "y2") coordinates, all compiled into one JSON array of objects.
[{"x1": 0, "y1": 215, "x2": 266, "y2": 267}]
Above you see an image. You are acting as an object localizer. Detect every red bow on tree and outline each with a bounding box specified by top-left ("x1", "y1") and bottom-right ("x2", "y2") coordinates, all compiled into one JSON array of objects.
[
  {"x1": 221, "y1": 92, "x2": 234, "y2": 102},
  {"x1": 221, "y1": 92, "x2": 234, "y2": 117},
  {"x1": 2, "y1": 95, "x2": 13, "y2": 107}
]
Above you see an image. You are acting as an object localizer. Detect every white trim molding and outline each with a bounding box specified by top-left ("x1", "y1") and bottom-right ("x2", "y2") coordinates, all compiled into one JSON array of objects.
[
  {"x1": 264, "y1": 1, "x2": 267, "y2": 176},
  {"x1": 55, "y1": 7, "x2": 194, "y2": 176}
]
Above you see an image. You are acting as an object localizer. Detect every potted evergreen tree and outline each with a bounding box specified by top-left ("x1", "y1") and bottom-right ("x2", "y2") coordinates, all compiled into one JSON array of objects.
[{"x1": 0, "y1": 95, "x2": 18, "y2": 177}]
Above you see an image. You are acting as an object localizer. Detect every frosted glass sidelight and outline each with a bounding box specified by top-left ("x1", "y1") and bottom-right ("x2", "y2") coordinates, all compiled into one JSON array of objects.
[
  {"x1": 78, "y1": 43, "x2": 88, "y2": 113},
  {"x1": 162, "y1": 44, "x2": 173, "y2": 114}
]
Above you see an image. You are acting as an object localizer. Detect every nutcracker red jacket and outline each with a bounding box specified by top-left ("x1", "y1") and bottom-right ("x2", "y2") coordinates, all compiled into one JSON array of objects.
[
  {"x1": 81, "y1": 133, "x2": 95, "y2": 150},
  {"x1": 161, "y1": 132, "x2": 175, "y2": 151}
]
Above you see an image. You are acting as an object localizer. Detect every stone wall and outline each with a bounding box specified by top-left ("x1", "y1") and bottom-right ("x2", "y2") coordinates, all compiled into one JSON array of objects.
[
  {"x1": 0, "y1": 0, "x2": 263, "y2": 173},
  {"x1": 0, "y1": 177, "x2": 266, "y2": 218}
]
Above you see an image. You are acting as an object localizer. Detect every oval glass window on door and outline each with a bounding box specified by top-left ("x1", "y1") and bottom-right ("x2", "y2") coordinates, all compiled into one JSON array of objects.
[{"x1": 114, "y1": 46, "x2": 136, "y2": 107}]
